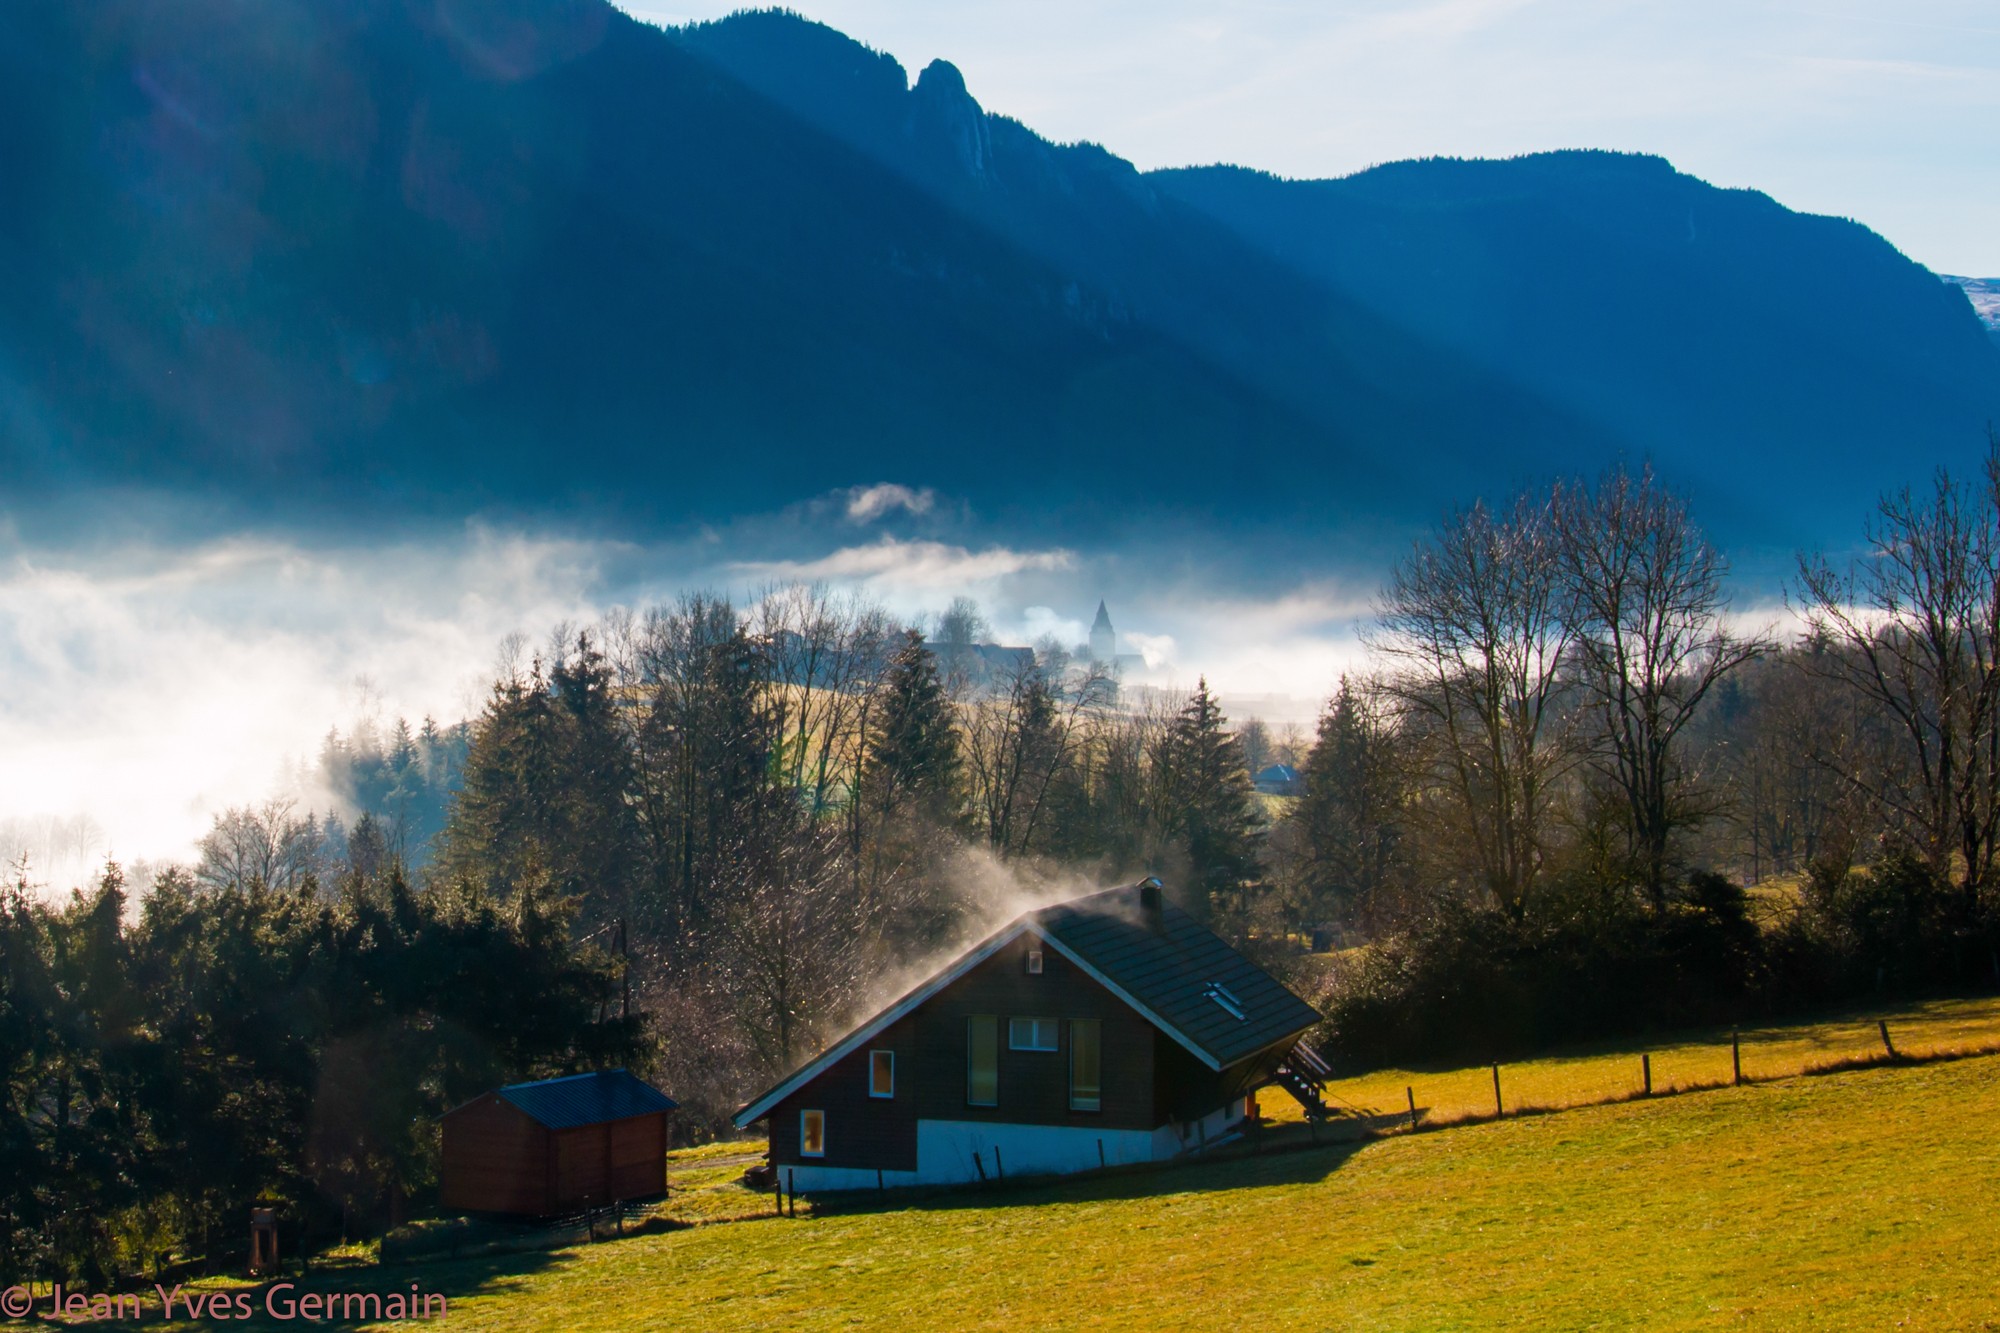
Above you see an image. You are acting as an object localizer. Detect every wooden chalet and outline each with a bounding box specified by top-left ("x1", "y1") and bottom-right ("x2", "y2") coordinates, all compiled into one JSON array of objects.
[
  {"x1": 734, "y1": 879, "x2": 1329, "y2": 1192},
  {"x1": 440, "y1": 1070, "x2": 676, "y2": 1216}
]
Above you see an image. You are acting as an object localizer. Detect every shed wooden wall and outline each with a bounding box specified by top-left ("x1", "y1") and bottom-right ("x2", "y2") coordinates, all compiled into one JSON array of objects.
[
  {"x1": 550, "y1": 1112, "x2": 668, "y2": 1211},
  {"x1": 440, "y1": 1095, "x2": 551, "y2": 1215},
  {"x1": 442, "y1": 1100, "x2": 669, "y2": 1216}
]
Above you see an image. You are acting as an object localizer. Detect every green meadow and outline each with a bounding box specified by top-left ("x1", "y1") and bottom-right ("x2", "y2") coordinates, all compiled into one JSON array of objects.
[{"x1": 87, "y1": 1001, "x2": 2000, "y2": 1332}]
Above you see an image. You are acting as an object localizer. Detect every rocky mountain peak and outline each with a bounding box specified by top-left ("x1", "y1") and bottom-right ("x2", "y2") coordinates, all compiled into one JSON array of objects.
[{"x1": 909, "y1": 58, "x2": 991, "y2": 179}]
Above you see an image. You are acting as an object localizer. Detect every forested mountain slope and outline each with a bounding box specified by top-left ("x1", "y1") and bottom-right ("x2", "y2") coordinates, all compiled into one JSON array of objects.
[{"x1": 1, "y1": 1, "x2": 1994, "y2": 553}]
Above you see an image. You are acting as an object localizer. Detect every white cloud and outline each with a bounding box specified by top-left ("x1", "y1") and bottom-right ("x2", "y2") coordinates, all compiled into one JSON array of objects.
[
  {"x1": 845, "y1": 482, "x2": 936, "y2": 522},
  {"x1": 729, "y1": 536, "x2": 1073, "y2": 601},
  {"x1": 1118, "y1": 630, "x2": 1177, "y2": 671},
  {"x1": 1017, "y1": 605, "x2": 1086, "y2": 645}
]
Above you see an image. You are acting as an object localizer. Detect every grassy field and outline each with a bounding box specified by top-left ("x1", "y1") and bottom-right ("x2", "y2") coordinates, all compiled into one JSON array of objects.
[
  {"x1": 86, "y1": 1008, "x2": 2000, "y2": 1332},
  {"x1": 1262, "y1": 993, "x2": 2000, "y2": 1128}
]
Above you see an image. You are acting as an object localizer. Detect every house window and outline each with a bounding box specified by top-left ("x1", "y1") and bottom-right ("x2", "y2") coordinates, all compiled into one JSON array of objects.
[
  {"x1": 869, "y1": 1049, "x2": 894, "y2": 1099},
  {"x1": 1070, "y1": 1019, "x2": 1102, "y2": 1112},
  {"x1": 1008, "y1": 1017, "x2": 1060, "y2": 1052},
  {"x1": 967, "y1": 1015, "x2": 999, "y2": 1106},
  {"x1": 1025, "y1": 948, "x2": 1044, "y2": 975},
  {"x1": 801, "y1": 1109, "x2": 825, "y2": 1157}
]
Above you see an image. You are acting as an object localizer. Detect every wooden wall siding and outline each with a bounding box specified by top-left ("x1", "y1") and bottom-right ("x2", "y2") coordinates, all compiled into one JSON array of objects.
[
  {"x1": 772, "y1": 1015, "x2": 919, "y2": 1171},
  {"x1": 439, "y1": 1095, "x2": 551, "y2": 1215},
  {"x1": 552, "y1": 1125, "x2": 598, "y2": 1211},
  {"x1": 1153, "y1": 1029, "x2": 1294, "y2": 1123},
  {"x1": 912, "y1": 930, "x2": 1159, "y2": 1131},
  {"x1": 607, "y1": 1113, "x2": 667, "y2": 1200},
  {"x1": 443, "y1": 1100, "x2": 668, "y2": 1215}
]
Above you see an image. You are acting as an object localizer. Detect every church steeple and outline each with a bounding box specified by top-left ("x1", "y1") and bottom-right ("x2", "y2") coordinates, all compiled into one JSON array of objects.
[{"x1": 1089, "y1": 601, "x2": 1116, "y2": 664}]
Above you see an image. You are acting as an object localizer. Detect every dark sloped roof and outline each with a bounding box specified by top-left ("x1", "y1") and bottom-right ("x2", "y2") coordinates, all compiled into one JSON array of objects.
[
  {"x1": 495, "y1": 1070, "x2": 677, "y2": 1129},
  {"x1": 1032, "y1": 885, "x2": 1320, "y2": 1068}
]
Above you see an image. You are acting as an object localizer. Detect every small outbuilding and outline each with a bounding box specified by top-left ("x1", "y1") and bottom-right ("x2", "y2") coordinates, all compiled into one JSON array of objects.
[
  {"x1": 440, "y1": 1070, "x2": 676, "y2": 1217},
  {"x1": 1253, "y1": 763, "x2": 1301, "y2": 796}
]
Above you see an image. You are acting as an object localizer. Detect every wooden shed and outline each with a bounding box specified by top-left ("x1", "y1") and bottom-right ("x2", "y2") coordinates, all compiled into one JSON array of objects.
[{"x1": 440, "y1": 1070, "x2": 676, "y2": 1217}]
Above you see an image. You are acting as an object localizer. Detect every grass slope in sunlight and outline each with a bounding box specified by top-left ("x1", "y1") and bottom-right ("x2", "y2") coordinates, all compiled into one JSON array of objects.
[
  {"x1": 1263, "y1": 993, "x2": 2000, "y2": 1127},
  {"x1": 267, "y1": 1052, "x2": 2000, "y2": 1332}
]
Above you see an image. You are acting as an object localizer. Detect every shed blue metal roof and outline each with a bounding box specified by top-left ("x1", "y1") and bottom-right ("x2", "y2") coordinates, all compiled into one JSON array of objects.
[{"x1": 494, "y1": 1070, "x2": 677, "y2": 1129}]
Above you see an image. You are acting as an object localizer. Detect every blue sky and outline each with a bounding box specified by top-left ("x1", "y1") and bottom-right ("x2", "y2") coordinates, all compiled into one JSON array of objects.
[{"x1": 617, "y1": 0, "x2": 2000, "y2": 275}]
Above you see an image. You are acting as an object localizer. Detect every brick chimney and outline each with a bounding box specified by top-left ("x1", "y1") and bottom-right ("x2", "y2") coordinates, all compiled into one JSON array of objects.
[{"x1": 1137, "y1": 877, "x2": 1165, "y2": 932}]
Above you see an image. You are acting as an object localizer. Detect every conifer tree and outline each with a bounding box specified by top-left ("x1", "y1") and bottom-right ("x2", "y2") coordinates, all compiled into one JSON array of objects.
[
  {"x1": 548, "y1": 632, "x2": 644, "y2": 930},
  {"x1": 864, "y1": 629, "x2": 961, "y2": 828},
  {"x1": 1154, "y1": 677, "x2": 1258, "y2": 921},
  {"x1": 1294, "y1": 677, "x2": 1405, "y2": 924},
  {"x1": 436, "y1": 663, "x2": 565, "y2": 899}
]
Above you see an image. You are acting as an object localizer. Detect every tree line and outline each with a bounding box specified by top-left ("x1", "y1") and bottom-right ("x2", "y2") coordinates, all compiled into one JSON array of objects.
[
  {"x1": 1278, "y1": 450, "x2": 2000, "y2": 1061},
  {"x1": 0, "y1": 863, "x2": 636, "y2": 1287}
]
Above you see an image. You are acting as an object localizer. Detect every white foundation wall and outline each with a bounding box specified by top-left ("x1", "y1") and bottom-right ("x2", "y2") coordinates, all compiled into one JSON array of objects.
[
  {"x1": 777, "y1": 1163, "x2": 923, "y2": 1193},
  {"x1": 1151, "y1": 1099, "x2": 1249, "y2": 1159},
  {"x1": 784, "y1": 1102, "x2": 1252, "y2": 1193},
  {"x1": 913, "y1": 1119, "x2": 1161, "y2": 1185}
]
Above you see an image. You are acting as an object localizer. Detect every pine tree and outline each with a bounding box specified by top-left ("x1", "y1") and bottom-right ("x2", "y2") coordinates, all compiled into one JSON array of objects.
[
  {"x1": 1154, "y1": 677, "x2": 1258, "y2": 921},
  {"x1": 548, "y1": 632, "x2": 644, "y2": 931},
  {"x1": 863, "y1": 630, "x2": 961, "y2": 829},
  {"x1": 436, "y1": 662, "x2": 565, "y2": 900},
  {"x1": 1294, "y1": 677, "x2": 1404, "y2": 925}
]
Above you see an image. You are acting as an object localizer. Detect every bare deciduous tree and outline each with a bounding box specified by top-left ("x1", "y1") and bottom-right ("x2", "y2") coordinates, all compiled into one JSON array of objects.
[
  {"x1": 1371, "y1": 494, "x2": 1576, "y2": 912},
  {"x1": 959, "y1": 653, "x2": 1113, "y2": 859},
  {"x1": 751, "y1": 583, "x2": 896, "y2": 815},
  {"x1": 1556, "y1": 465, "x2": 1766, "y2": 907},
  {"x1": 195, "y1": 799, "x2": 328, "y2": 892},
  {"x1": 1796, "y1": 443, "x2": 2000, "y2": 900}
]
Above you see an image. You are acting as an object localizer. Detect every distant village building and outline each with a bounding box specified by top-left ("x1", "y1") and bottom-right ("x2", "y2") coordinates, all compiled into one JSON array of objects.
[
  {"x1": 1253, "y1": 764, "x2": 1301, "y2": 796},
  {"x1": 734, "y1": 880, "x2": 1329, "y2": 1193},
  {"x1": 935, "y1": 630, "x2": 1035, "y2": 690},
  {"x1": 1087, "y1": 601, "x2": 1147, "y2": 676},
  {"x1": 440, "y1": 1070, "x2": 676, "y2": 1217}
]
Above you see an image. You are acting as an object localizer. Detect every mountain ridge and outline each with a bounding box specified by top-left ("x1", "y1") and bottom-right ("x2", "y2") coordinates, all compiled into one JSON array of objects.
[{"x1": 1, "y1": 0, "x2": 1994, "y2": 563}]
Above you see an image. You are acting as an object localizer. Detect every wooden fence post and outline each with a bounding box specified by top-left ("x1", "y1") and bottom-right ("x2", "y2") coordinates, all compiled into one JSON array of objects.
[
  {"x1": 1406, "y1": 1086, "x2": 1420, "y2": 1131},
  {"x1": 1879, "y1": 1020, "x2": 1897, "y2": 1058},
  {"x1": 972, "y1": 1151, "x2": 987, "y2": 1183},
  {"x1": 1732, "y1": 1030, "x2": 1742, "y2": 1086},
  {"x1": 1641, "y1": 1053, "x2": 1652, "y2": 1097},
  {"x1": 994, "y1": 1146, "x2": 1005, "y2": 1180},
  {"x1": 786, "y1": 1169, "x2": 795, "y2": 1218},
  {"x1": 1492, "y1": 1064, "x2": 1503, "y2": 1117}
]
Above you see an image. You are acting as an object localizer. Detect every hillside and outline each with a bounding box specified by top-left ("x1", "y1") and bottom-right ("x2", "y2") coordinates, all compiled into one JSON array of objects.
[
  {"x1": 147, "y1": 1046, "x2": 2000, "y2": 1330},
  {"x1": 1, "y1": 2, "x2": 1996, "y2": 556}
]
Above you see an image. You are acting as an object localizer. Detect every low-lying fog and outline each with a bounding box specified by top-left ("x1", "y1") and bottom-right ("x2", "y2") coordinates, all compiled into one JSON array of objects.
[{"x1": 0, "y1": 485, "x2": 1382, "y2": 891}]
